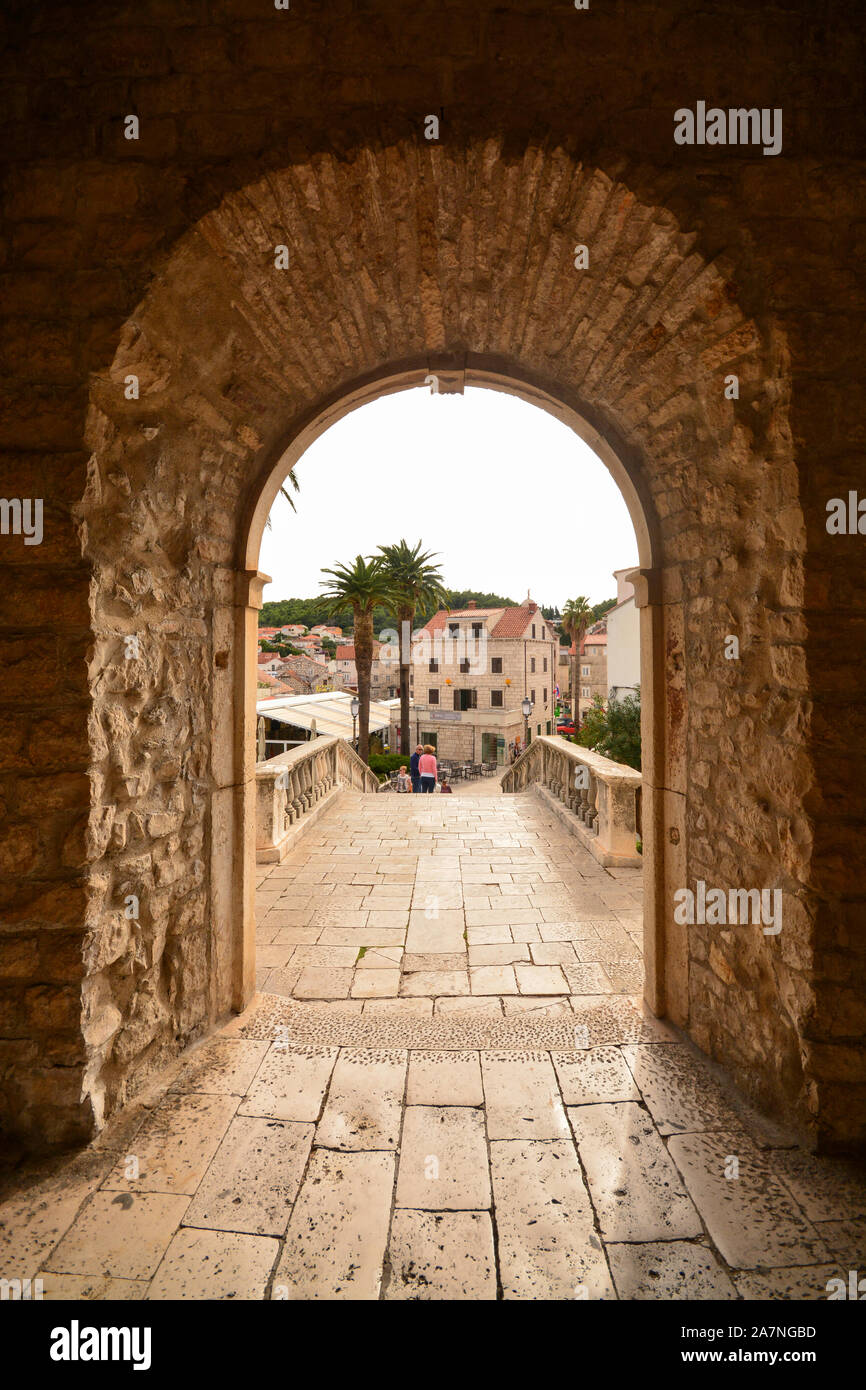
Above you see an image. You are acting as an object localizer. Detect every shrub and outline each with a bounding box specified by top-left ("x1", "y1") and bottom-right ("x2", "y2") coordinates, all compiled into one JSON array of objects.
[
  {"x1": 368, "y1": 752, "x2": 408, "y2": 779},
  {"x1": 572, "y1": 688, "x2": 641, "y2": 771}
]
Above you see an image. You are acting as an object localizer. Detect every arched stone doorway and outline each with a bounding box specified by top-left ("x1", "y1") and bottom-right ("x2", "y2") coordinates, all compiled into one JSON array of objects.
[
  {"x1": 74, "y1": 142, "x2": 812, "y2": 1149},
  {"x1": 242, "y1": 360, "x2": 658, "y2": 981}
]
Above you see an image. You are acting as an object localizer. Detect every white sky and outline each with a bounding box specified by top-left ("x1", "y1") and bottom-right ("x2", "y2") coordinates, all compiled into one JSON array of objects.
[{"x1": 259, "y1": 386, "x2": 638, "y2": 611}]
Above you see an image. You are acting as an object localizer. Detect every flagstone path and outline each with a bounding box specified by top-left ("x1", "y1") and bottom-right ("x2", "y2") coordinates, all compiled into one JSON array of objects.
[
  {"x1": 254, "y1": 787, "x2": 645, "y2": 1009},
  {"x1": 2, "y1": 789, "x2": 865, "y2": 1301}
]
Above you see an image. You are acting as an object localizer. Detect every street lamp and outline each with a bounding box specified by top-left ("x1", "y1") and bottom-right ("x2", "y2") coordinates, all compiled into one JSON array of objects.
[
  {"x1": 350, "y1": 695, "x2": 360, "y2": 749},
  {"x1": 521, "y1": 695, "x2": 533, "y2": 752}
]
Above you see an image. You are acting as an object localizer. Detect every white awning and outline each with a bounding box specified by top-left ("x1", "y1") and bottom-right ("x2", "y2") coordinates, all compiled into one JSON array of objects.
[{"x1": 256, "y1": 691, "x2": 397, "y2": 739}]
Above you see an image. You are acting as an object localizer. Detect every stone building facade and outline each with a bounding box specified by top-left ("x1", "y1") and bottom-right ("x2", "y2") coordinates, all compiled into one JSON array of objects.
[
  {"x1": 556, "y1": 645, "x2": 571, "y2": 707},
  {"x1": 333, "y1": 643, "x2": 397, "y2": 700},
  {"x1": 392, "y1": 600, "x2": 557, "y2": 763},
  {"x1": 1, "y1": 0, "x2": 865, "y2": 1155},
  {"x1": 578, "y1": 630, "x2": 608, "y2": 719},
  {"x1": 607, "y1": 570, "x2": 641, "y2": 702},
  {"x1": 277, "y1": 654, "x2": 332, "y2": 694}
]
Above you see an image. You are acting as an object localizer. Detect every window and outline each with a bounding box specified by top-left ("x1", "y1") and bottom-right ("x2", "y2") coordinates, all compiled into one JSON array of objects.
[
  {"x1": 530, "y1": 657, "x2": 536, "y2": 673},
  {"x1": 448, "y1": 623, "x2": 459, "y2": 638},
  {"x1": 531, "y1": 689, "x2": 536, "y2": 704},
  {"x1": 459, "y1": 658, "x2": 470, "y2": 673},
  {"x1": 491, "y1": 690, "x2": 503, "y2": 707},
  {"x1": 582, "y1": 686, "x2": 591, "y2": 698},
  {"x1": 531, "y1": 624, "x2": 536, "y2": 638},
  {"x1": 429, "y1": 659, "x2": 439, "y2": 672},
  {"x1": 543, "y1": 657, "x2": 547, "y2": 672},
  {"x1": 543, "y1": 688, "x2": 547, "y2": 703},
  {"x1": 472, "y1": 622, "x2": 482, "y2": 637},
  {"x1": 428, "y1": 689, "x2": 439, "y2": 704},
  {"x1": 454, "y1": 688, "x2": 477, "y2": 711},
  {"x1": 546, "y1": 720, "x2": 551, "y2": 735},
  {"x1": 491, "y1": 656, "x2": 502, "y2": 674},
  {"x1": 582, "y1": 665, "x2": 589, "y2": 676}
]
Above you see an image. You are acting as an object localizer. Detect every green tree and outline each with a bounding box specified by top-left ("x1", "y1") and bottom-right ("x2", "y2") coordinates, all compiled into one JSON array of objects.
[
  {"x1": 590, "y1": 597, "x2": 617, "y2": 623},
  {"x1": 259, "y1": 638, "x2": 302, "y2": 657},
  {"x1": 260, "y1": 586, "x2": 519, "y2": 635},
  {"x1": 573, "y1": 688, "x2": 641, "y2": 771},
  {"x1": 561, "y1": 596, "x2": 593, "y2": 715},
  {"x1": 377, "y1": 539, "x2": 448, "y2": 757},
  {"x1": 443, "y1": 588, "x2": 515, "y2": 612},
  {"x1": 319, "y1": 555, "x2": 393, "y2": 764}
]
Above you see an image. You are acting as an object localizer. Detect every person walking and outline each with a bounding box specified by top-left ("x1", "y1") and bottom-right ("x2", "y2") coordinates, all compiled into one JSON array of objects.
[
  {"x1": 409, "y1": 744, "x2": 423, "y2": 793},
  {"x1": 418, "y1": 744, "x2": 438, "y2": 793}
]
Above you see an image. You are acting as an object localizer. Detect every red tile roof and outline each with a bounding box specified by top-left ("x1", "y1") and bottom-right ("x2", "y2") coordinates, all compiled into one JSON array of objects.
[
  {"x1": 421, "y1": 605, "x2": 556, "y2": 640},
  {"x1": 257, "y1": 672, "x2": 302, "y2": 696},
  {"x1": 282, "y1": 655, "x2": 330, "y2": 674},
  {"x1": 336, "y1": 642, "x2": 380, "y2": 661},
  {"x1": 422, "y1": 607, "x2": 505, "y2": 633},
  {"x1": 490, "y1": 606, "x2": 534, "y2": 638},
  {"x1": 422, "y1": 611, "x2": 450, "y2": 634}
]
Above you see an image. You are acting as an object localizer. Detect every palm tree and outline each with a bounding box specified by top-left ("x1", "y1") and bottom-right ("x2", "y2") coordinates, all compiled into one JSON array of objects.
[
  {"x1": 265, "y1": 468, "x2": 301, "y2": 530},
  {"x1": 320, "y1": 555, "x2": 392, "y2": 764},
  {"x1": 377, "y1": 539, "x2": 448, "y2": 757},
  {"x1": 561, "y1": 596, "x2": 593, "y2": 725}
]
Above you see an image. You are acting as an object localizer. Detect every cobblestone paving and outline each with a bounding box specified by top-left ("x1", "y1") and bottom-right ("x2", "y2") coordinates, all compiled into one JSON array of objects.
[{"x1": 2, "y1": 790, "x2": 865, "y2": 1301}]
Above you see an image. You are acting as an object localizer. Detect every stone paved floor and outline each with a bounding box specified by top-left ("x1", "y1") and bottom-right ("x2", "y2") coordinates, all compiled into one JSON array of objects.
[
  {"x1": 254, "y1": 788, "x2": 645, "y2": 1009},
  {"x1": 2, "y1": 788, "x2": 866, "y2": 1301}
]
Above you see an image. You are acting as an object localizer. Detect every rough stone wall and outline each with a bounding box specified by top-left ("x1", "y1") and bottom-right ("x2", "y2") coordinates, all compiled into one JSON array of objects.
[
  {"x1": 0, "y1": 0, "x2": 863, "y2": 1150},
  {"x1": 72, "y1": 147, "x2": 810, "y2": 1145}
]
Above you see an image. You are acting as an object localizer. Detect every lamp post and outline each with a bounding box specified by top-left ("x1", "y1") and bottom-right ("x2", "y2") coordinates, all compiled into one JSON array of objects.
[
  {"x1": 350, "y1": 695, "x2": 359, "y2": 750},
  {"x1": 522, "y1": 694, "x2": 533, "y2": 752}
]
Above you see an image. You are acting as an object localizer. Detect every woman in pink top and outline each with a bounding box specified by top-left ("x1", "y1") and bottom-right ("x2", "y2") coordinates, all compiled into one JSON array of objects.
[{"x1": 418, "y1": 745, "x2": 437, "y2": 793}]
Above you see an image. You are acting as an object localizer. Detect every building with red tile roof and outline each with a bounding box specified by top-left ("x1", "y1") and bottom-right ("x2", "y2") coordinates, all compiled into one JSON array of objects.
[
  {"x1": 333, "y1": 641, "x2": 395, "y2": 699},
  {"x1": 400, "y1": 595, "x2": 558, "y2": 763}
]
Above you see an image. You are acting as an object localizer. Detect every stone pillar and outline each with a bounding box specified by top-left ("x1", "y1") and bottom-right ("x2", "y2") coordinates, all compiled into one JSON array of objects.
[
  {"x1": 600, "y1": 775, "x2": 640, "y2": 862},
  {"x1": 633, "y1": 566, "x2": 688, "y2": 1027},
  {"x1": 210, "y1": 568, "x2": 269, "y2": 1021}
]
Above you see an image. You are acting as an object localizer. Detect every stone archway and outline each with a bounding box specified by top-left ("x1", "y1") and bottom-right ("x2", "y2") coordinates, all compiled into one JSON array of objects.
[
  {"x1": 76, "y1": 140, "x2": 810, "y2": 1145},
  {"x1": 242, "y1": 358, "x2": 660, "y2": 995}
]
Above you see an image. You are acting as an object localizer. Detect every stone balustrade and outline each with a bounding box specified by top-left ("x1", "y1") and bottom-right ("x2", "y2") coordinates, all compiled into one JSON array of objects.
[
  {"x1": 256, "y1": 734, "x2": 380, "y2": 862},
  {"x1": 501, "y1": 735, "x2": 641, "y2": 867}
]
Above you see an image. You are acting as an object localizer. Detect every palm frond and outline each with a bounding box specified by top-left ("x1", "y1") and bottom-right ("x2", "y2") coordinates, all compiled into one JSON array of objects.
[{"x1": 265, "y1": 468, "x2": 301, "y2": 528}]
